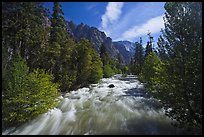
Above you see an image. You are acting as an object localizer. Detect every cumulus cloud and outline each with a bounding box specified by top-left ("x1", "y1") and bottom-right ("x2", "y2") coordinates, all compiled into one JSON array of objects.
[
  {"x1": 120, "y1": 15, "x2": 165, "y2": 41},
  {"x1": 100, "y1": 2, "x2": 124, "y2": 34}
]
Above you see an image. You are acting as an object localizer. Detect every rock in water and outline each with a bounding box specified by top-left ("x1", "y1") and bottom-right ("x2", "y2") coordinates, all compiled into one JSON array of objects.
[{"x1": 108, "y1": 84, "x2": 115, "y2": 88}]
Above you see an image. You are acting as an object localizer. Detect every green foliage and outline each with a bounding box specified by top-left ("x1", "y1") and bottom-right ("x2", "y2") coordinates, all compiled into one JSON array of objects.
[
  {"x1": 122, "y1": 66, "x2": 129, "y2": 74},
  {"x1": 131, "y1": 37, "x2": 144, "y2": 75},
  {"x1": 145, "y1": 42, "x2": 152, "y2": 57},
  {"x1": 2, "y1": 2, "x2": 50, "y2": 70},
  {"x1": 100, "y1": 44, "x2": 123, "y2": 77},
  {"x1": 140, "y1": 52, "x2": 164, "y2": 90},
  {"x1": 70, "y1": 39, "x2": 104, "y2": 87},
  {"x1": 161, "y1": 2, "x2": 201, "y2": 130},
  {"x1": 26, "y1": 69, "x2": 60, "y2": 115},
  {"x1": 103, "y1": 65, "x2": 114, "y2": 78},
  {"x1": 141, "y1": 2, "x2": 202, "y2": 133},
  {"x1": 75, "y1": 39, "x2": 92, "y2": 86},
  {"x1": 57, "y1": 38, "x2": 77, "y2": 92},
  {"x1": 117, "y1": 69, "x2": 122, "y2": 74},
  {"x1": 47, "y1": 2, "x2": 72, "y2": 83},
  {"x1": 100, "y1": 44, "x2": 110, "y2": 66},
  {"x1": 2, "y1": 55, "x2": 60, "y2": 128},
  {"x1": 89, "y1": 49, "x2": 103, "y2": 84}
]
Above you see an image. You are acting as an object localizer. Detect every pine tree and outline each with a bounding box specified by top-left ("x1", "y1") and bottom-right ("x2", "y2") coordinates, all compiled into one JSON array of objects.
[
  {"x1": 99, "y1": 44, "x2": 115, "y2": 77},
  {"x1": 75, "y1": 39, "x2": 92, "y2": 87},
  {"x1": 2, "y1": 2, "x2": 49, "y2": 70},
  {"x1": 46, "y1": 2, "x2": 78, "y2": 92},
  {"x1": 116, "y1": 53, "x2": 123, "y2": 71},
  {"x1": 89, "y1": 48, "x2": 103, "y2": 83},
  {"x1": 48, "y1": 2, "x2": 64, "y2": 75},
  {"x1": 134, "y1": 41, "x2": 139, "y2": 63},
  {"x1": 128, "y1": 57, "x2": 135, "y2": 74},
  {"x1": 138, "y1": 37, "x2": 144, "y2": 73},
  {"x1": 100, "y1": 44, "x2": 110, "y2": 66},
  {"x1": 155, "y1": 2, "x2": 202, "y2": 132},
  {"x1": 133, "y1": 37, "x2": 144, "y2": 74}
]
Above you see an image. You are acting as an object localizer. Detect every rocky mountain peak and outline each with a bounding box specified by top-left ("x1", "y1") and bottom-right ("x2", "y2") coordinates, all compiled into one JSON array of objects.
[{"x1": 66, "y1": 20, "x2": 134, "y2": 64}]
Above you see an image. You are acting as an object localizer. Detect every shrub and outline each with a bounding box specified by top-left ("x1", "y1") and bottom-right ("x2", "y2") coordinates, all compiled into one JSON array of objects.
[{"x1": 2, "y1": 55, "x2": 60, "y2": 128}]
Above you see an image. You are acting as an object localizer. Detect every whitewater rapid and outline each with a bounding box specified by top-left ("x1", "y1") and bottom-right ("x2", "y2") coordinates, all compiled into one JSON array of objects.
[{"x1": 2, "y1": 74, "x2": 183, "y2": 135}]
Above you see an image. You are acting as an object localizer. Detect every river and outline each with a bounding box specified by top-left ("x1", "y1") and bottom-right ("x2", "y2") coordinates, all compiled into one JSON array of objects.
[{"x1": 2, "y1": 74, "x2": 185, "y2": 135}]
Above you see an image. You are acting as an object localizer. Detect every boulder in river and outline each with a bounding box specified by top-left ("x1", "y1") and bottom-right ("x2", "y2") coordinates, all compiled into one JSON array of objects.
[{"x1": 108, "y1": 84, "x2": 115, "y2": 88}]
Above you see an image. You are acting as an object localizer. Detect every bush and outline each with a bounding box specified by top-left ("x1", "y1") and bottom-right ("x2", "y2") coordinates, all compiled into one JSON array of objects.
[
  {"x1": 140, "y1": 52, "x2": 164, "y2": 91},
  {"x1": 2, "y1": 55, "x2": 60, "y2": 128},
  {"x1": 103, "y1": 65, "x2": 114, "y2": 78}
]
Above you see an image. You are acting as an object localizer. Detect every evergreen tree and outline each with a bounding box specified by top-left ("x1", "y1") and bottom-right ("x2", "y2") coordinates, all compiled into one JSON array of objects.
[
  {"x1": 134, "y1": 42, "x2": 140, "y2": 74},
  {"x1": 47, "y1": 2, "x2": 78, "y2": 92},
  {"x1": 47, "y1": 2, "x2": 72, "y2": 79},
  {"x1": 154, "y1": 2, "x2": 202, "y2": 132},
  {"x1": 89, "y1": 48, "x2": 103, "y2": 84},
  {"x1": 75, "y1": 39, "x2": 92, "y2": 87},
  {"x1": 145, "y1": 32, "x2": 153, "y2": 57},
  {"x1": 133, "y1": 37, "x2": 144, "y2": 75},
  {"x1": 157, "y1": 33, "x2": 169, "y2": 60},
  {"x1": 138, "y1": 37, "x2": 144, "y2": 73},
  {"x1": 100, "y1": 44, "x2": 110, "y2": 66},
  {"x1": 99, "y1": 44, "x2": 116, "y2": 77},
  {"x1": 145, "y1": 42, "x2": 152, "y2": 57},
  {"x1": 116, "y1": 53, "x2": 123, "y2": 71},
  {"x1": 2, "y1": 2, "x2": 49, "y2": 70},
  {"x1": 128, "y1": 57, "x2": 135, "y2": 74},
  {"x1": 48, "y1": 2, "x2": 65, "y2": 75},
  {"x1": 58, "y1": 37, "x2": 77, "y2": 92}
]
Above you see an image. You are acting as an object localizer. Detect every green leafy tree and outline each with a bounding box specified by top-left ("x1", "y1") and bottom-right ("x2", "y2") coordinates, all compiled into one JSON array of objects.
[
  {"x1": 140, "y1": 52, "x2": 164, "y2": 89},
  {"x1": 103, "y1": 65, "x2": 114, "y2": 78},
  {"x1": 121, "y1": 65, "x2": 129, "y2": 77},
  {"x1": 2, "y1": 55, "x2": 60, "y2": 129},
  {"x1": 89, "y1": 49, "x2": 103, "y2": 83}
]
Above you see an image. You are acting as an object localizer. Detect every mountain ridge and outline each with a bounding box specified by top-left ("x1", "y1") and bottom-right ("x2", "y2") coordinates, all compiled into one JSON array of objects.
[{"x1": 66, "y1": 20, "x2": 135, "y2": 64}]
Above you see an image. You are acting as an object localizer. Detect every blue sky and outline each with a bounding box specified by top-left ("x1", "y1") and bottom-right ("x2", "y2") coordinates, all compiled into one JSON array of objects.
[{"x1": 44, "y1": 2, "x2": 166, "y2": 47}]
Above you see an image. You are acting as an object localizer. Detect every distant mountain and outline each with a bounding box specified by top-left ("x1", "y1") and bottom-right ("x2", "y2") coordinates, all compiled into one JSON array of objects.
[
  {"x1": 66, "y1": 21, "x2": 119, "y2": 58},
  {"x1": 66, "y1": 20, "x2": 135, "y2": 64},
  {"x1": 113, "y1": 41, "x2": 135, "y2": 64}
]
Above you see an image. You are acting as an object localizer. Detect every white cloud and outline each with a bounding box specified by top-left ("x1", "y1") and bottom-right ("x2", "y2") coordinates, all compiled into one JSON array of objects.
[
  {"x1": 97, "y1": 2, "x2": 165, "y2": 42},
  {"x1": 120, "y1": 15, "x2": 165, "y2": 41},
  {"x1": 100, "y1": 2, "x2": 124, "y2": 34}
]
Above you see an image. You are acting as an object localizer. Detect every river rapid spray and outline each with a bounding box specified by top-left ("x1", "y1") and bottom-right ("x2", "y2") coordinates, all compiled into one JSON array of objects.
[{"x1": 2, "y1": 74, "x2": 184, "y2": 135}]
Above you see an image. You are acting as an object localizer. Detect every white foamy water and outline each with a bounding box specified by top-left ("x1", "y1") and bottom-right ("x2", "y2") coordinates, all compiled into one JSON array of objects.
[{"x1": 2, "y1": 74, "x2": 184, "y2": 135}]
